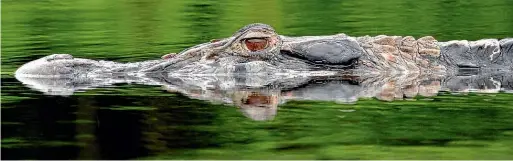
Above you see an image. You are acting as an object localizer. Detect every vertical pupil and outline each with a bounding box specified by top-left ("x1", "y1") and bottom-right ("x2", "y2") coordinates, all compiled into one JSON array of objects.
[{"x1": 244, "y1": 38, "x2": 268, "y2": 51}]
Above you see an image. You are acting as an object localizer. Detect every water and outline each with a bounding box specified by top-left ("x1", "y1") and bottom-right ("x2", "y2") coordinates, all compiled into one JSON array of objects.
[{"x1": 2, "y1": 0, "x2": 513, "y2": 159}]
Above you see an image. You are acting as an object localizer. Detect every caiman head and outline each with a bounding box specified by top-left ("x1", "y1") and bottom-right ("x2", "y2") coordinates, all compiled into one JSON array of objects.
[{"x1": 145, "y1": 23, "x2": 363, "y2": 75}]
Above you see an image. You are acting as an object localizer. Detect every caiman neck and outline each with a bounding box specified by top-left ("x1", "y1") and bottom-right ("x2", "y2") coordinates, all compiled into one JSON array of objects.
[{"x1": 354, "y1": 35, "x2": 447, "y2": 75}]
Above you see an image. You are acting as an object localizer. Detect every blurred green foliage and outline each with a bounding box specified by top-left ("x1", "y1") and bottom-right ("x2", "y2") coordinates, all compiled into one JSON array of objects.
[{"x1": 2, "y1": 0, "x2": 513, "y2": 73}]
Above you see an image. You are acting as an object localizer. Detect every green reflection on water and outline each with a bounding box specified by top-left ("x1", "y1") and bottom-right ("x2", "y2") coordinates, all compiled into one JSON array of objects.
[
  {"x1": 139, "y1": 93, "x2": 513, "y2": 160},
  {"x1": 2, "y1": 0, "x2": 513, "y2": 160}
]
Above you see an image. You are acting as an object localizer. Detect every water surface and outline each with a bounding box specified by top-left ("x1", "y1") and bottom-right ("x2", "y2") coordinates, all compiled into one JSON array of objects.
[{"x1": 2, "y1": 0, "x2": 513, "y2": 159}]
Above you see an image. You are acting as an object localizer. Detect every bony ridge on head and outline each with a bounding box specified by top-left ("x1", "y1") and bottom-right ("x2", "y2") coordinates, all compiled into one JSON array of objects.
[
  {"x1": 174, "y1": 23, "x2": 282, "y2": 62},
  {"x1": 224, "y1": 23, "x2": 283, "y2": 59}
]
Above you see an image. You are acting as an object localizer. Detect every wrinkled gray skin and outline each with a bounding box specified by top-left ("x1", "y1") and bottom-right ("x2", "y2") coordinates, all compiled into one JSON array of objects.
[{"x1": 13, "y1": 23, "x2": 513, "y2": 120}]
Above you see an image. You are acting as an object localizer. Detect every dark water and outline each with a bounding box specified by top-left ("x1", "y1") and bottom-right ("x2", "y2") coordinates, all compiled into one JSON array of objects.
[{"x1": 2, "y1": 0, "x2": 513, "y2": 160}]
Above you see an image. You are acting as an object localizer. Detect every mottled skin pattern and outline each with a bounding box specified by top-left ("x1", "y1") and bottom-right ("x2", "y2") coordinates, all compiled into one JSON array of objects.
[
  {"x1": 15, "y1": 23, "x2": 513, "y2": 79},
  {"x1": 281, "y1": 33, "x2": 512, "y2": 76}
]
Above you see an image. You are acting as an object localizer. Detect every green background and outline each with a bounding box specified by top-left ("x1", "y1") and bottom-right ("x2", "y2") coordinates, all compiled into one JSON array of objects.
[{"x1": 2, "y1": 0, "x2": 513, "y2": 160}]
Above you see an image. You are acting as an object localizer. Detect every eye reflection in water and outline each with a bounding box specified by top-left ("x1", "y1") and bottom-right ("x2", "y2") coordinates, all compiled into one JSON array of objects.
[{"x1": 232, "y1": 90, "x2": 280, "y2": 121}]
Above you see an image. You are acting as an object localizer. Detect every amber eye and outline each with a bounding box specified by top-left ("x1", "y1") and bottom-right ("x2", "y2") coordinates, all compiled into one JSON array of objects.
[{"x1": 243, "y1": 38, "x2": 269, "y2": 52}]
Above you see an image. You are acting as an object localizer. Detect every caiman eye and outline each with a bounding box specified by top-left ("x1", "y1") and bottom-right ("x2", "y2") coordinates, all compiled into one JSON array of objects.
[{"x1": 243, "y1": 38, "x2": 269, "y2": 52}]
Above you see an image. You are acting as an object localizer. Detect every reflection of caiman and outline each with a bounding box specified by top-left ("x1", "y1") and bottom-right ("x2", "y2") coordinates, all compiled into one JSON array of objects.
[
  {"x1": 15, "y1": 72, "x2": 512, "y2": 121},
  {"x1": 13, "y1": 23, "x2": 513, "y2": 121},
  {"x1": 15, "y1": 23, "x2": 513, "y2": 78}
]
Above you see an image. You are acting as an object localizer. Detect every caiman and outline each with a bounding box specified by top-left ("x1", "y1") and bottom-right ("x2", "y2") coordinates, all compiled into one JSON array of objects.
[
  {"x1": 15, "y1": 23, "x2": 512, "y2": 78},
  {"x1": 13, "y1": 23, "x2": 513, "y2": 97},
  {"x1": 12, "y1": 23, "x2": 513, "y2": 120}
]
